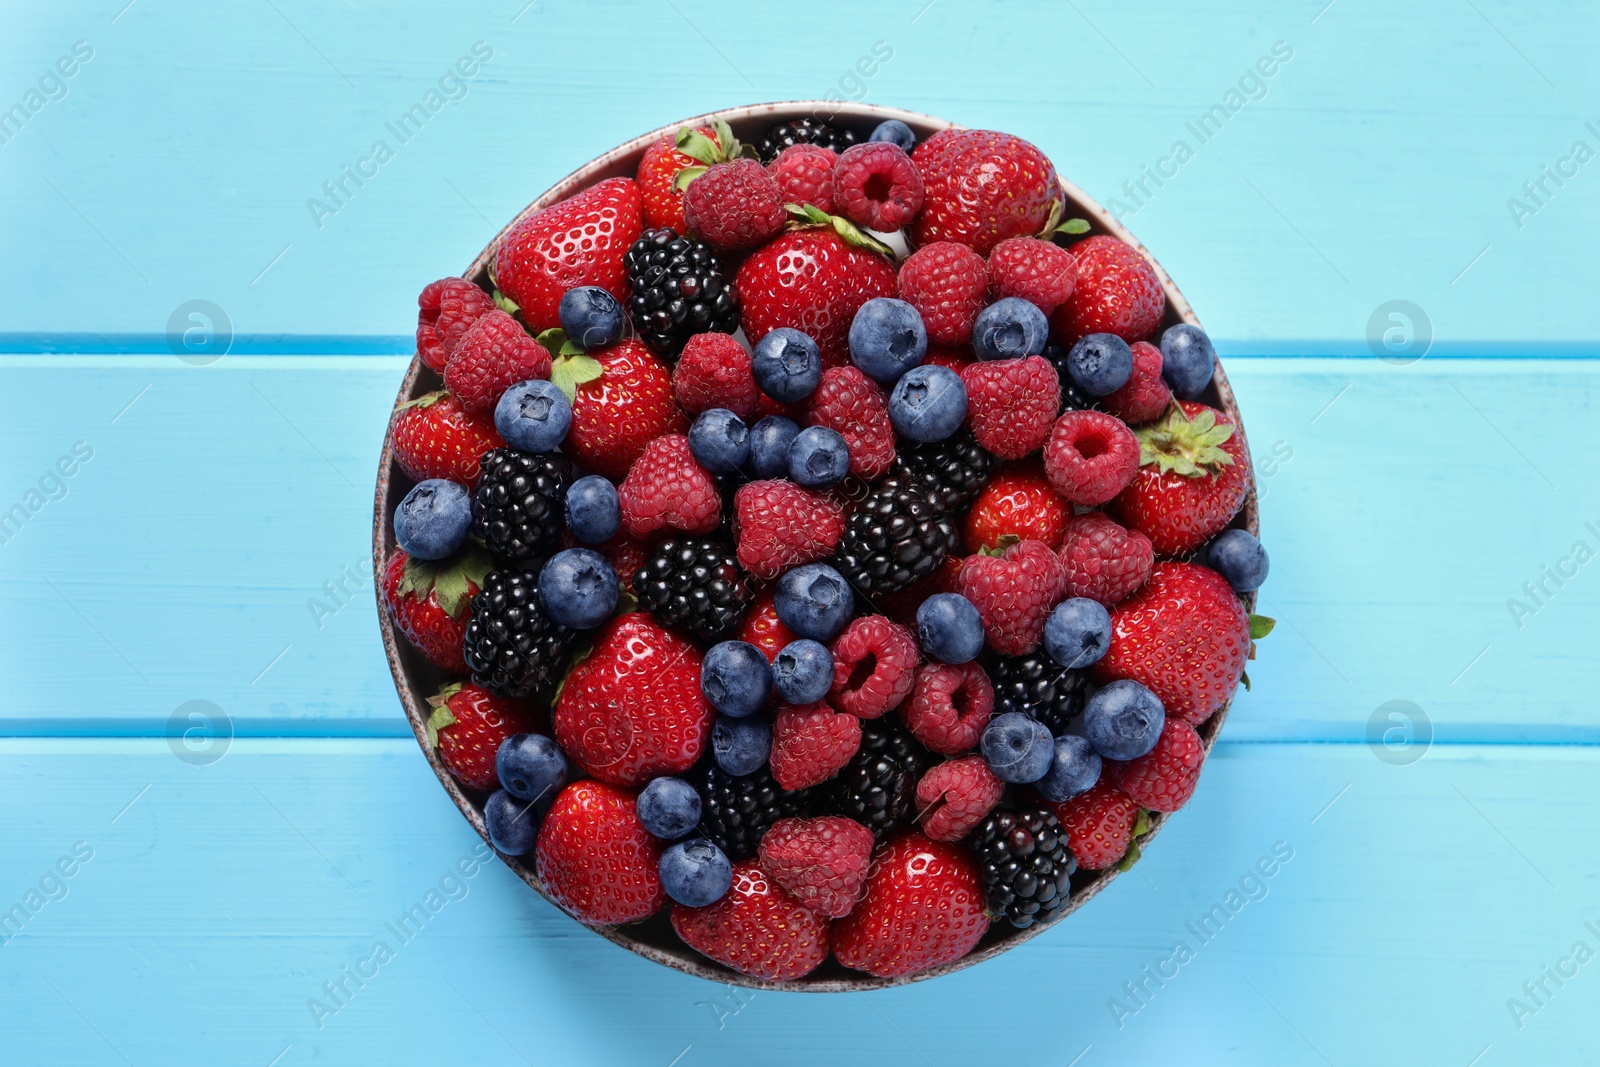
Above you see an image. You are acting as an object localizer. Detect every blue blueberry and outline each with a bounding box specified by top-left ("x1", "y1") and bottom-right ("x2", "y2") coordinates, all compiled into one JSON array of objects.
[
  {"x1": 537, "y1": 548, "x2": 619, "y2": 629},
  {"x1": 916, "y1": 593, "x2": 984, "y2": 664},
  {"x1": 748, "y1": 415, "x2": 801, "y2": 478},
  {"x1": 980, "y1": 712, "x2": 1056, "y2": 784},
  {"x1": 700, "y1": 641, "x2": 773, "y2": 718},
  {"x1": 1082, "y1": 679, "x2": 1165, "y2": 761},
  {"x1": 1044, "y1": 597, "x2": 1112, "y2": 670},
  {"x1": 868, "y1": 118, "x2": 917, "y2": 152},
  {"x1": 564, "y1": 474, "x2": 620, "y2": 544},
  {"x1": 1206, "y1": 528, "x2": 1269, "y2": 592},
  {"x1": 558, "y1": 285, "x2": 625, "y2": 350},
  {"x1": 773, "y1": 563, "x2": 854, "y2": 641},
  {"x1": 659, "y1": 838, "x2": 734, "y2": 907},
  {"x1": 689, "y1": 408, "x2": 750, "y2": 473},
  {"x1": 1066, "y1": 333, "x2": 1133, "y2": 396},
  {"x1": 972, "y1": 296, "x2": 1049, "y2": 360},
  {"x1": 1159, "y1": 323, "x2": 1216, "y2": 399},
  {"x1": 393, "y1": 478, "x2": 472, "y2": 560},
  {"x1": 495, "y1": 733, "x2": 568, "y2": 804},
  {"x1": 771, "y1": 639, "x2": 834, "y2": 704},
  {"x1": 752, "y1": 328, "x2": 822, "y2": 402},
  {"x1": 849, "y1": 298, "x2": 927, "y2": 384},
  {"x1": 494, "y1": 378, "x2": 572, "y2": 452},
  {"x1": 712, "y1": 714, "x2": 772, "y2": 776},
  {"x1": 637, "y1": 776, "x2": 702, "y2": 840},
  {"x1": 787, "y1": 426, "x2": 850, "y2": 487},
  {"x1": 1034, "y1": 735, "x2": 1103, "y2": 803},
  {"x1": 888, "y1": 364, "x2": 967, "y2": 443},
  {"x1": 484, "y1": 789, "x2": 542, "y2": 856}
]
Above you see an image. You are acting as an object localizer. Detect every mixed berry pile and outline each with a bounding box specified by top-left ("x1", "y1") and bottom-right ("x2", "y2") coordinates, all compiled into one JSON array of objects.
[{"x1": 382, "y1": 114, "x2": 1273, "y2": 982}]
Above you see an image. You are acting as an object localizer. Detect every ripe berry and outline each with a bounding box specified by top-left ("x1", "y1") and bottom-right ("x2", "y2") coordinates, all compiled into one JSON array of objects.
[
  {"x1": 767, "y1": 143, "x2": 838, "y2": 214},
  {"x1": 731, "y1": 479, "x2": 845, "y2": 579},
  {"x1": 828, "y1": 718, "x2": 933, "y2": 837},
  {"x1": 755, "y1": 116, "x2": 858, "y2": 161},
  {"x1": 426, "y1": 681, "x2": 538, "y2": 792},
  {"x1": 1082, "y1": 678, "x2": 1165, "y2": 761},
  {"x1": 963, "y1": 462, "x2": 1070, "y2": 553},
  {"x1": 670, "y1": 860, "x2": 829, "y2": 981},
  {"x1": 416, "y1": 277, "x2": 496, "y2": 372},
  {"x1": 770, "y1": 701, "x2": 862, "y2": 790},
  {"x1": 902, "y1": 661, "x2": 994, "y2": 755},
  {"x1": 828, "y1": 614, "x2": 918, "y2": 719},
  {"x1": 536, "y1": 780, "x2": 665, "y2": 925},
  {"x1": 959, "y1": 356, "x2": 1060, "y2": 462},
  {"x1": 748, "y1": 415, "x2": 802, "y2": 478},
  {"x1": 673, "y1": 333, "x2": 761, "y2": 419},
  {"x1": 987, "y1": 237, "x2": 1077, "y2": 314},
  {"x1": 1054, "y1": 781, "x2": 1139, "y2": 870},
  {"x1": 563, "y1": 474, "x2": 620, "y2": 544},
  {"x1": 701, "y1": 640, "x2": 773, "y2": 718},
  {"x1": 835, "y1": 475, "x2": 960, "y2": 597},
  {"x1": 462, "y1": 565, "x2": 576, "y2": 699},
  {"x1": 1051, "y1": 234, "x2": 1165, "y2": 344},
  {"x1": 393, "y1": 479, "x2": 472, "y2": 561},
  {"x1": 659, "y1": 838, "x2": 734, "y2": 907},
  {"x1": 1160, "y1": 323, "x2": 1217, "y2": 398},
  {"x1": 537, "y1": 547, "x2": 619, "y2": 629},
  {"x1": 633, "y1": 537, "x2": 752, "y2": 646},
  {"x1": 868, "y1": 119, "x2": 917, "y2": 152},
  {"x1": 916, "y1": 592, "x2": 984, "y2": 664},
  {"x1": 972, "y1": 297, "x2": 1049, "y2": 361},
  {"x1": 915, "y1": 755, "x2": 1004, "y2": 841},
  {"x1": 683, "y1": 158, "x2": 787, "y2": 251},
  {"x1": 806, "y1": 365, "x2": 897, "y2": 480},
  {"x1": 392, "y1": 390, "x2": 504, "y2": 489},
  {"x1": 1101, "y1": 340, "x2": 1172, "y2": 424},
  {"x1": 558, "y1": 285, "x2": 625, "y2": 350},
  {"x1": 1107, "y1": 718, "x2": 1205, "y2": 812},
  {"x1": 1065, "y1": 333, "x2": 1133, "y2": 396},
  {"x1": 786, "y1": 425, "x2": 850, "y2": 487},
  {"x1": 832, "y1": 833, "x2": 989, "y2": 978},
  {"x1": 624, "y1": 229, "x2": 740, "y2": 360},
  {"x1": 849, "y1": 297, "x2": 928, "y2": 384},
  {"x1": 1035, "y1": 734, "x2": 1102, "y2": 803},
  {"x1": 889, "y1": 364, "x2": 967, "y2": 443},
  {"x1": 1043, "y1": 410, "x2": 1141, "y2": 507},
  {"x1": 772, "y1": 638, "x2": 834, "y2": 705},
  {"x1": 758, "y1": 815, "x2": 875, "y2": 918},
  {"x1": 712, "y1": 714, "x2": 772, "y2": 776},
  {"x1": 637, "y1": 776, "x2": 702, "y2": 840},
  {"x1": 617, "y1": 433, "x2": 721, "y2": 539},
  {"x1": 494, "y1": 379, "x2": 572, "y2": 453},
  {"x1": 897, "y1": 241, "x2": 989, "y2": 347},
  {"x1": 980, "y1": 712, "x2": 1055, "y2": 783},
  {"x1": 496, "y1": 733, "x2": 569, "y2": 805},
  {"x1": 774, "y1": 563, "x2": 855, "y2": 642},
  {"x1": 1058, "y1": 511, "x2": 1154, "y2": 607},
  {"x1": 833, "y1": 141, "x2": 925, "y2": 232},
  {"x1": 1206, "y1": 528, "x2": 1270, "y2": 592},
  {"x1": 688, "y1": 408, "x2": 750, "y2": 473},
  {"x1": 1043, "y1": 597, "x2": 1112, "y2": 670},
  {"x1": 752, "y1": 327, "x2": 823, "y2": 403}
]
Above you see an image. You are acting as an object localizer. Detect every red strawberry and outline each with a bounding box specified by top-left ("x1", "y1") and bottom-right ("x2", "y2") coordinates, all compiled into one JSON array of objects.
[
  {"x1": 758, "y1": 816, "x2": 874, "y2": 918},
  {"x1": 916, "y1": 756, "x2": 1004, "y2": 841},
  {"x1": 566, "y1": 339, "x2": 687, "y2": 479},
  {"x1": 963, "y1": 462, "x2": 1070, "y2": 553},
  {"x1": 1112, "y1": 401, "x2": 1251, "y2": 555},
  {"x1": 494, "y1": 176, "x2": 643, "y2": 332},
  {"x1": 617, "y1": 433, "x2": 721, "y2": 538},
  {"x1": 638, "y1": 125, "x2": 722, "y2": 233},
  {"x1": 1102, "y1": 340, "x2": 1172, "y2": 424},
  {"x1": 732, "y1": 479, "x2": 846, "y2": 579},
  {"x1": 770, "y1": 701, "x2": 862, "y2": 790},
  {"x1": 897, "y1": 242, "x2": 989, "y2": 347},
  {"x1": 987, "y1": 237, "x2": 1077, "y2": 314},
  {"x1": 910, "y1": 130, "x2": 1063, "y2": 254},
  {"x1": 442, "y1": 310, "x2": 553, "y2": 413},
  {"x1": 739, "y1": 589, "x2": 796, "y2": 663},
  {"x1": 423, "y1": 681, "x2": 536, "y2": 792},
  {"x1": 380, "y1": 546, "x2": 491, "y2": 674},
  {"x1": 536, "y1": 780, "x2": 665, "y2": 924},
  {"x1": 833, "y1": 141, "x2": 924, "y2": 232},
  {"x1": 673, "y1": 332, "x2": 761, "y2": 419},
  {"x1": 901, "y1": 661, "x2": 993, "y2": 755},
  {"x1": 959, "y1": 354, "x2": 1059, "y2": 460},
  {"x1": 1109, "y1": 718, "x2": 1205, "y2": 812},
  {"x1": 806, "y1": 365, "x2": 896, "y2": 480},
  {"x1": 416, "y1": 278, "x2": 497, "y2": 372},
  {"x1": 828, "y1": 615, "x2": 918, "y2": 719},
  {"x1": 736, "y1": 228, "x2": 898, "y2": 369},
  {"x1": 683, "y1": 158, "x2": 786, "y2": 251},
  {"x1": 1054, "y1": 781, "x2": 1139, "y2": 870},
  {"x1": 1043, "y1": 409, "x2": 1141, "y2": 507},
  {"x1": 1094, "y1": 561, "x2": 1250, "y2": 725},
  {"x1": 957, "y1": 539, "x2": 1066, "y2": 656},
  {"x1": 1050, "y1": 235, "x2": 1164, "y2": 344},
  {"x1": 670, "y1": 860, "x2": 829, "y2": 981},
  {"x1": 552, "y1": 612, "x2": 713, "y2": 785},
  {"x1": 832, "y1": 833, "x2": 989, "y2": 978},
  {"x1": 1058, "y1": 511, "x2": 1154, "y2": 607},
  {"x1": 391, "y1": 391, "x2": 504, "y2": 489},
  {"x1": 768, "y1": 143, "x2": 838, "y2": 214}
]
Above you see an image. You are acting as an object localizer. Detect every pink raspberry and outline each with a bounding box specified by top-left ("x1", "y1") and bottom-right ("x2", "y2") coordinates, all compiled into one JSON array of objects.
[
  {"x1": 987, "y1": 237, "x2": 1077, "y2": 314},
  {"x1": 768, "y1": 144, "x2": 838, "y2": 215},
  {"x1": 770, "y1": 702, "x2": 862, "y2": 790},
  {"x1": 833, "y1": 142, "x2": 925, "y2": 233},
  {"x1": 828, "y1": 615, "x2": 918, "y2": 719},
  {"x1": 1101, "y1": 340, "x2": 1172, "y2": 424},
  {"x1": 417, "y1": 277, "x2": 497, "y2": 372},
  {"x1": 758, "y1": 815, "x2": 874, "y2": 918},
  {"x1": 897, "y1": 242, "x2": 989, "y2": 347},
  {"x1": 959, "y1": 355, "x2": 1060, "y2": 461},
  {"x1": 1058, "y1": 511, "x2": 1154, "y2": 607},
  {"x1": 1043, "y1": 409, "x2": 1141, "y2": 506},
  {"x1": 673, "y1": 333, "x2": 761, "y2": 420},
  {"x1": 732, "y1": 480, "x2": 845, "y2": 579},
  {"x1": 806, "y1": 365, "x2": 896, "y2": 480},
  {"x1": 920, "y1": 346, "x2": 974, "y2": 375},
  {"x1": 442, "y1": 309, "x2": 553, "y2": 413},
  {"x1": 915, "y1": 756, "x2": 1005, "y2": 841},
  {"x1": 683, "y1": 158, "x2": 787, "y2": 251},
  {"x1": 901, "y1": 661, "x2": 994, "y2": 756},
  {"x1": 617, "y1": 434, "x2": 721, "y2": 538},
  {"x1": 957, "y1": 539, "x2": 1066, "y2": 656},
  {"x1": 1107, "y1": 719, "x2": 1205, "y2": 813}
]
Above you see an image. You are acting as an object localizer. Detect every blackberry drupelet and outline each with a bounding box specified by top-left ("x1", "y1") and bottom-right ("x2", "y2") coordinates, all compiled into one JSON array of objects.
[
  {"x1": 827, "y1": 718, "x2": 932, "y2": 836},
  {"x1": 472, "y1": 448, "x2": 571, "y2": 562},
  {"x1": 971, "y1": 807, "x2": 1076, "y2": 928},
  {"x1": 889, "y1": 430, "x2": 997, "y2": 515},
  {"x1": 991, "y1": 653, "x2": 1094, "y2": 736},
  {"x1": 461, "y1": 566, "x2": 575, "y2": 699},
  {"x1": 633, "y1": 537, "x2": 752, "y2": 645},
  {"x1": 623, "y1": 228, "x2": 739, "y2": 359},
  {"x1": 834, "y1": 475, "x2": 960, "y2": 596},
  {"x1": 1044, "y1": 341, "x2": 1096, "y2": 413},
  {"x1": 693, "y1": 762, "x2": 809, "y2": 861},
  {"x1": 754, "y1": 116, "x2": 860, "y2": 162}
]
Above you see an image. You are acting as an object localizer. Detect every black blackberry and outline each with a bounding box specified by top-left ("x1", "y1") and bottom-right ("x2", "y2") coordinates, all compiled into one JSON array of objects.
[
  {"x1": 971, "y1": 807, "x2": 1076, "y2": 928},
  {"x1": 754, "y1": 117, "x2": 859, "y2": 162},
  {"x1": 461, "y1": 566, "x2": 575, "y2": 699},
  {"x1": 694, "y1": 762, "x2": 808, "y2": 860},
  {"x1": 623, "y1": 228, "x2": 739, "y2": 359},
  {"x1": 472, "y1": 448, "x2": 571, "y2": 561},
  {"x1": 991, "y1": 653, "x2": 1094, "y2": 736},
  {"x1": 827, "y1": 718, "x2": 932, "y2": 836},
  {"x1": 633, "y1": 537, "x2": 752, "y2": 644},
  {"x1": 889, "y1": 430, "x2": 997, "y2": 515},
  {"x1": 834, "y1": 475, "x2": 959, "y2": 596},
  {"x1": 1044, "y1": 341, "x2": 1097, "y2": 413}
]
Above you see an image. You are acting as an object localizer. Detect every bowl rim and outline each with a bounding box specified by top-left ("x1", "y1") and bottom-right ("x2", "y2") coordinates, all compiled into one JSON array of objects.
[{"x1": 372, "y1": 100, "x2": 1259, "y2": 992}]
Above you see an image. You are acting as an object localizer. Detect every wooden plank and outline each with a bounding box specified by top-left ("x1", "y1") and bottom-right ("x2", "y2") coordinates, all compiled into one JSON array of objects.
[{"x1": 0, "y1": 738, "x2": 1593, "y2": 1064}]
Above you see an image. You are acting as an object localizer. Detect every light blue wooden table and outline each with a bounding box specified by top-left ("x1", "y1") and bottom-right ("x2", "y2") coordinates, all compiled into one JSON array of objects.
[{"x1": 4, "y1": 2, "x2": 1598, "y2": 1063}]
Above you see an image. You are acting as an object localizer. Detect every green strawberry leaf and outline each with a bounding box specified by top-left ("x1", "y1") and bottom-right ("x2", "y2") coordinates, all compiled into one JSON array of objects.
[
  {"x1": 1134, "y1": 404, "x2": 1236, "y2": 478},
  {"x1": 395, "y1": 389, "x2": 448, "y2": 413},
  {"x1": 1241, "y1": 670, "x2": 1252, "y2": 692},
  {"x1": 550, "y1": 354, "x2": 604, "y2": 402},
  {"x1": 676, "y1": 126, "x2": 723, "y2": 166},
  {"x1": 535, "y1": 327, "x2": 568, "y2": 353},
  {"x1": 1117, "y1": 840, "x2": 1142, "y2": 871},
  {"x1": 712, "y1": 118, "x2": 741, "y2": 158},
  {"x1": 615, "y1": 582, "x2": 638, "y2": 616},
  {"x1": 559, "y1": 340, "x2": 586, "y2": 358},
  {"x1": 399, "y1": 547, "x2": 491, "y2": 619},
  {"x1": 1056, "y1": 218, "x2": 1092, "y2": 235},
  {"x1": 1249, "y1": 613, "x2": 1276, "y2": 639},
  {"x1": 1132, "y1": 809, "x2": 1152, "y2": 838},
  {"x1": 492, "y1": 290, "x2": 519, "y2": 315},
  {"x1": 424, "y1": 705, "x2": 456, "y2": 749},
  {"x1": 672, "y1": 165, "x2": 709, "y2": 194}
]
